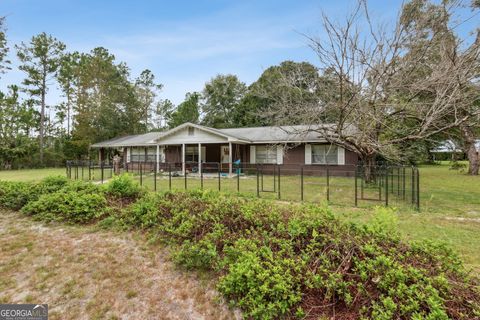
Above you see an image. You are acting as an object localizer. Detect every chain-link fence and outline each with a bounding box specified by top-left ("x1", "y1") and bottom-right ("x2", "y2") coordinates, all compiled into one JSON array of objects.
[{"x1": 66, "y1": 161, "x2": 420, "y2": 210}]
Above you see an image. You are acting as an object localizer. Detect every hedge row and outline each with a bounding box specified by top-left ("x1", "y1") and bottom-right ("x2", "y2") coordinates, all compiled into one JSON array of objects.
[{"x1": 0, "y1": 175, "x2": 479, "y2": 319}]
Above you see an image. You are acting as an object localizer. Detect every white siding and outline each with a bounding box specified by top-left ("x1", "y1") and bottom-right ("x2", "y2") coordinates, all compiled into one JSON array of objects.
[
  {"x1": 250, "y1": 145, "x2": 256, "y2": 164},
  {"x1": 276, "y1": 145, "x2": 284, "y2": 165},
  {"x1": 304, "y1": 144, "x2": 312, "y2": 165},
  {"x1": 126, "y1": 147, "x2": 131, "y2": 163},
  {"x1": 157, "y1": 127, "x2": 228, "y2": 144},
  {"x1": 337, "y1": 146, "x2": 345, "y2": 165}
]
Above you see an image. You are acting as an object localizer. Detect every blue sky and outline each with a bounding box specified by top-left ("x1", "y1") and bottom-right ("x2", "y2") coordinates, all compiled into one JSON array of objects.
[{"x1": 0, "y1": 0, "x2": 476, "y2": 106}]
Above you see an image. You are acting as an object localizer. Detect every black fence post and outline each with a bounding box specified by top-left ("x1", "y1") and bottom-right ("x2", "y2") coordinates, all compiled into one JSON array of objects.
[
  {"x1": 218, "y1": 163, "x2": 221, "y2": 191},
  {"x1": 154, "y1": 162, "x2": 157, "y2": 192},
  {"x1": 201, "y1": 165, "x2": 204, "y2": 190},
  {"x1": 416, "y1": 168, "x2": 420, "y2": 211},
  {"x1": 89, "y1": 163, "x2": 91, "y2": 181},
  {"x1": 326, "y1": 167, "x2": 330, "y2": 202},
  {"x1": 256, "y1": 165, "x2": 259, "y2": 197},
  {"x1": 101, "y1": 162, "x2": 104, "y2": 184},
  {"x1": 411, "y1": 167, "x2": 415, "y2": 206},
  {"x1": 385, "y1": 167, "x2": 389, "y2": 206},
  {"x1": 184, "y1": 169, "x2": 187, "y2": 190},
  {"x1": 397, "y1": 167, "x2": 400, "y2": 197},
  {"x1": 81, "y1": 165, "x2": 84, "y2": 180},
  {"x1": 277, "y1": 166, "x2": 281, "y2": 200},
  {"x1": 354, "y1": 166, "x2": 358, "y2": 206},
  {"x1": 300, "y1": 166, "x2": 304, "y2": 202},
  {"x1": 140, "y1": 163, "x2": 143, "y2": 186},
  {"x1": 237, "y1": 165, "x2": 240, "y2": 193},
  {"x1": 169, "y1": 164, "x2": 172, "y2": 190}
]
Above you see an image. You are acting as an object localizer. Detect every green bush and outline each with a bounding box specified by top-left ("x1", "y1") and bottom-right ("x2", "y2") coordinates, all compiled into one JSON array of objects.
[
  {"x1": 105, "y1": 174, "x2": 142, "y2": 199},
  {"x1": 0, "y1": 181, "x2": 38, "y2": 210},
  {"x1": 0, "y1": 176, "x2": 82, "y2": 211},
  {"x1": 37, "y1": 175, "x2": 69, "y2": 193},
  {"x1": 130, "y1": 190, "x2": 480, "y2": 320},
  {"x1": 2, "y1": 183, "x2": 480, "y2": 319},
  {"x1": 119, "y1": 192, "x2": 162, "y2": 228},
  {"x1": 21, "y1": 190, "x2": 107, "y2": 224}
]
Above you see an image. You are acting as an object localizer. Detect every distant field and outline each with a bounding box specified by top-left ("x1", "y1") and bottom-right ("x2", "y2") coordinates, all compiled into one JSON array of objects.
[
  {"x1": 0, "y1": 168, "x2": 66, "y2": 182},
  {"x1": 1, "y1": 162, "x2": 479, "y2": 272}
]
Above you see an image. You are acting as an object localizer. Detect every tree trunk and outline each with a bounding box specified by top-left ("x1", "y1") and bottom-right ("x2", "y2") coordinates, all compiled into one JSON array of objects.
[
  {"x1": 461, "y1": 125, "x2": 479, "y2": 175},
  {"x1": 39, "y1": 77, "x2": 46, "y2": 165},
  {"x1": 361, "y1": 154, "x2": 376, "y2": 183}
]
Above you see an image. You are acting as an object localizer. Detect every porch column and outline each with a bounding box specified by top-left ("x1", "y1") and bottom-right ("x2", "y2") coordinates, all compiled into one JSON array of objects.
[
  {"x1": 156, "y1": 145, "x2": 160, "y2": 173},
  {"x1": 182, "y1": 143, "x2": 186, "y2": 176},
  {"x1": 98, "y1": 148, "x2": 104, "y2": 166},
  {"x1": 228, "y1": 142, "x2": 232, "y2": 175},
  {"x1": 198, "y1": 143, "x2": 202, "y2": 175}
]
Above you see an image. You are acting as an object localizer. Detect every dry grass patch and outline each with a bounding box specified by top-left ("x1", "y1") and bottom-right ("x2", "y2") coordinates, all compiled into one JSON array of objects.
[{"x1": 0, "y1": 210, "x2": 239, "y2": 320}]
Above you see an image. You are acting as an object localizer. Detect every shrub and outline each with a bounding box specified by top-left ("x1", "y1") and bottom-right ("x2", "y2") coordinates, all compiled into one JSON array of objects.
[
  {"x1": 21, "y1": 190, "x2": 107, "y2": 224},
  {"x1": 0, "y1": 181, "x2": 37, "y2": 210},
  {"x1": 119, "y1": 192, "x2": 162, "y2": 228},
  {"x1": 59, "y1": 180, "x2": 103, "y2": 195},
  {"x1": 132, "y1": 190, "x2": 480, "y2": 320},
  {"x1": 105, "y1": 174, "x2": 142, "y2": 199},
  {"x1": 36, "y1": 175, "x2": 69, "y2": 193}
]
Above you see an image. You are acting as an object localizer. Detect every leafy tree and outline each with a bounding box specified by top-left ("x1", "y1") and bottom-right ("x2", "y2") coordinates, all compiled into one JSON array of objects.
[
  {"x1": 155, "y1": 98, "x2": 175, "y2": 130},
  {"x1": 0, "y1": 86, "x2": 37, "y2": 168},
  {"x1": 135, "y1": 69, "x2": 163, "y2": 132},
  {"x1": 57, "y1": 51, "x2": 81, "y2": 136},
  {"x1": 249, "y1": 61, "x2": 323, "y2": 125},
  {"x1": 201, "y1": 74, "x2": 246, "y2": 128},
  {"x1": 16, "y1": 32, "x2": 66, "y2": 164},
  {"x1": 0, "y1": 17, "x2": 11, "y2": 77},
  {"x1": 71, "y1": 47, "x2": 142, "y2": 153},
  {"x1": 167, "y1": 92, "x2": 200, "y2": 128}
]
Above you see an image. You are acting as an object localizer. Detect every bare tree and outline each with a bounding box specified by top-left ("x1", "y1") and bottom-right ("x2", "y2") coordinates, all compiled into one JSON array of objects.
[{"x1": 260, "y1": 0, "x2": 480, "y2": 178}]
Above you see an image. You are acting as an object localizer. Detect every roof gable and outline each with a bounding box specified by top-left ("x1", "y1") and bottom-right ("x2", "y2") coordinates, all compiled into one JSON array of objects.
[{"x1": 154, "y1": 123, "x2": 250, "y2": 144}]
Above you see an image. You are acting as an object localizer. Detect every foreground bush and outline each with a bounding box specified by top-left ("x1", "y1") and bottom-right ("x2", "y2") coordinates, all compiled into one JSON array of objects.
[
  {"x1": 105, "y1": 173, "x2": 143, "y2": 199},
  {"x1": 0, "y1": 180, "x2": 37, "y2": 210},
  {"x1": 21, "y1": 190, "x2": 107, "y2": 224},
  {"x1": 126, "y1": 190, "x2": 480, "y2": 320},
  {"x1": 1, "y1": 175, "x2": 479, "y2": 319},
  {"x1": 0, "y1": 176, "x2": 69, "y2": 210}
]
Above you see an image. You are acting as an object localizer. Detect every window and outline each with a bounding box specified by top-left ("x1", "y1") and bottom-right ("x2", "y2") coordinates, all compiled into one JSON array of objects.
[
  {"x1": 256, "y1": 145, "x2": 277, "y2": 164},
  {"x1": 312, "y1": 144, "x2": 338, "y2": 164},
  {"x1": 185, "y1": 146, "x2": 206, "y2": 162},
  {"x1": 188, "y1": 127, "x2": 195, "y2": 136},
  {"x1": 146, "y1": 147, "x2": 156, "y2": 162},
  {"x1": 130, "y1": 147, "x2": 145, "y2": 162}
]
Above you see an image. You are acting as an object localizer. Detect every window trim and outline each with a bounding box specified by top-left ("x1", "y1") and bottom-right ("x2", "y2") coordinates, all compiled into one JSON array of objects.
[
  {"x1": 255, "y1": 145, "x2": 277, "y2": 164},
  {"x1": 311, "y1": 144, "x2": 338, "y2": 165}
]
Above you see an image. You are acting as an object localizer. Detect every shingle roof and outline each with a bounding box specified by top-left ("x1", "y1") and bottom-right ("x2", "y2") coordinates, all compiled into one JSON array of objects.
[
  {"x1": 90, "y1": 132, "x2": 164, "y2": 148},
  {"x1": 91, "y1": 123, "x2": 356, "y2": 148},
  {"x1": 219, "y1": 125, "x2": 330, "y2": 143}
]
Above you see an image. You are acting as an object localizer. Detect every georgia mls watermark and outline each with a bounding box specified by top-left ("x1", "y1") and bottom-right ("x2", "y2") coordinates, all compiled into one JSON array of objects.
[{"x1": 0, "y1": 304, "x2": 48, "y2": 320}]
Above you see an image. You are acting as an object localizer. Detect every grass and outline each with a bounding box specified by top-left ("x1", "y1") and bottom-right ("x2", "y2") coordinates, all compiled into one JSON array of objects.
[
  {"x1": 0, "y1": 210, "x2": 236, "y2": 319},
  {"x1": 0, "y1": 167, "x2": 66, "y2": 182},
  {"x1": 1, "y1": 162, "x2": 479, "y2": 272}
]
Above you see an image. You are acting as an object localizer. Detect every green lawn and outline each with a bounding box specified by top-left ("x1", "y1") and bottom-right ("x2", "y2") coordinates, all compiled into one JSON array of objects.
[
  {"x1": 1, "y1": 163, "x2": 479, "y2": 272},
  {"x1": 0, "y1": 168, "x2": 66, "y2": 182}
]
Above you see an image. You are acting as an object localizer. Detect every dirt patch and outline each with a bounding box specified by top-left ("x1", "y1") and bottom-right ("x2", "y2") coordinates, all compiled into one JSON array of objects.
[
  {"x1": 444, "y1": 217, "x2": 480, "y2": 223},
  {"x1": 0, "y1": 211, "x2": 240, "y2": 320}
]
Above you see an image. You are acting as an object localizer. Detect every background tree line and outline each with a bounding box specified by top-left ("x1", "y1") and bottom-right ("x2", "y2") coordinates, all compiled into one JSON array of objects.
[{"x1": 1, "y1": 0, "x2": 479, "y2": 174}]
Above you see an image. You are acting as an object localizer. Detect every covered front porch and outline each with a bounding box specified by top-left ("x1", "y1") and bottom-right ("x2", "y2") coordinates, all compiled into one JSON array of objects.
[{"x1": 150, "y1": 142, "x2": 249, "y2": 176}]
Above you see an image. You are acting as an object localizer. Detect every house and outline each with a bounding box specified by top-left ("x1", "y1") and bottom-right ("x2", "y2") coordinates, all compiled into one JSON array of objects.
[
  {"x1": 90, "y1": 122, "x2": 359, "y2": 175},
  {"x1": 430, "y1": 139, "x2": 480, "y2": 161}
]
